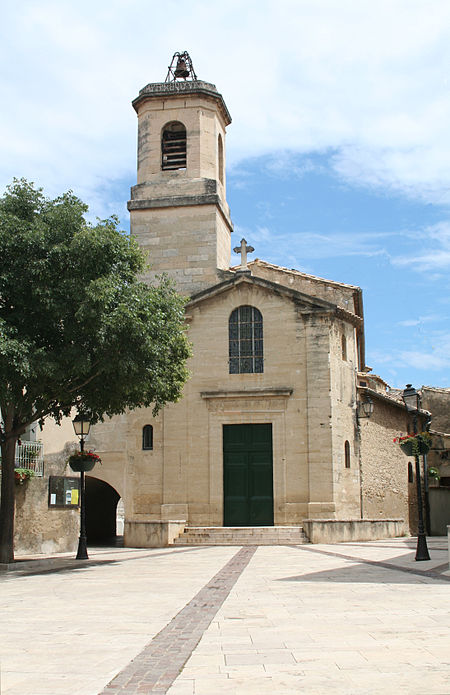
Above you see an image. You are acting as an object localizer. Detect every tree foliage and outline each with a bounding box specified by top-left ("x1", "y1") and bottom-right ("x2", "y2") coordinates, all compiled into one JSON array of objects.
[{"x1": 0, "y1": 179, "x2": 191, "y2": 562}]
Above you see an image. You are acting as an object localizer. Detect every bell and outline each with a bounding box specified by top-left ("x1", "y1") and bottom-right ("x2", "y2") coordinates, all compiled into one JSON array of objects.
[{"x1": 174, "y1": 58, "x2": 189, "y2": 78}]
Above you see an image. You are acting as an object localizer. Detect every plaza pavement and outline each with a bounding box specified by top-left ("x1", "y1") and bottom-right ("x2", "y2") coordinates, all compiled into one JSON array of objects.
[{"x1": 1, "y1": 537, "x2": 449, "y2": 695}]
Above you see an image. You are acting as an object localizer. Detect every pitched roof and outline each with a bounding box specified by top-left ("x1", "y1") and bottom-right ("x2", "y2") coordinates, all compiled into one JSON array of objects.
[
  {"x1": 241, "y1": 258, "x2": 361, "y2": 291},
  {"x1": 187, "y1": 272, "x2": 362, "y2": 327}
]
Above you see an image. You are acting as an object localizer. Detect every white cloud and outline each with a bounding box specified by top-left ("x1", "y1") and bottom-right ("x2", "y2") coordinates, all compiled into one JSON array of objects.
[
  {"x1": 235, "y1": 222, "x2": 391, "y2": 265},
  {"x1": 392, "y1": 222, "x2": 450, "y2": 271},
  {"x1": 398, "y1": 319, "x2": 421, "y2": 327},
  {"x1": 398, "y1": 315, "x2": 442, "y2": 327},
  {"x1": 399, "y1": 350, "x2": 450, "y2": 371},
  {"x1": 370, "y1": 332, "x2": 450, "y2": 377},
  {"x1": 1, "y1": 1, "x2": 450, "y2": 214}
]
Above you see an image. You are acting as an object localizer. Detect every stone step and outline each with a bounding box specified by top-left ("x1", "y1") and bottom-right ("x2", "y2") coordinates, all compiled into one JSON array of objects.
[{"x1": 172, "y1": 526, "x2": 309, "y2": 546}]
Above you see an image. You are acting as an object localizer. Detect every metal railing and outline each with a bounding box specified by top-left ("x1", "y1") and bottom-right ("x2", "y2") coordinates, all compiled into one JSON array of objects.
[{"x1": 0, "y1": 440, "x2": 45, "y2": 476}]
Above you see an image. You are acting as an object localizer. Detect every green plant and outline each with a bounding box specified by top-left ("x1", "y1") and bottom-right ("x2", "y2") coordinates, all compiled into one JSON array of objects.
[
  {"x1": 14, "y1": 468, "x2": 35, "y2": 485},
  {"x1": 0, "y1": 178, "x2": 190, "y2": 563},
  {"x1": 67, "y1": 451, "x2": 101, "y2": 466},
  {"x1": 428, "y1": 466, "x2": 440, "y2": 480},
  {"x1": 394, "y1": 432, "x2": 432, "y2": 456}
]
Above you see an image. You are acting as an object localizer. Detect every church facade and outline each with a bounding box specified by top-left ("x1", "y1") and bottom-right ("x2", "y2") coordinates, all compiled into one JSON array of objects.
[{"x1": 85, "y1": 64, "x2": 414, "y2": 545}]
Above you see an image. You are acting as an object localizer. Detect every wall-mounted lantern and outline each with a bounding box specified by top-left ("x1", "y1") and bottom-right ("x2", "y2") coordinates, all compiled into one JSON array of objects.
[{"x1": 357, "y1": 396, "x2": 374, "y2": 420}]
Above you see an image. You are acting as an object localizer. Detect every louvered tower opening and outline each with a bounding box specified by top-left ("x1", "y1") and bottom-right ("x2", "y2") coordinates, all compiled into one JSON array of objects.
[{"x1": 161, "y1": 121, "x2": 187, "y2": 170}]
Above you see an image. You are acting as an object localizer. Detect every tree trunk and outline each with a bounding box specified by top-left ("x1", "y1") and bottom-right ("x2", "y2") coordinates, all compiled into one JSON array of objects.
[{"x1": 0, "y1": 436, "x2": 17, "y2": 564}]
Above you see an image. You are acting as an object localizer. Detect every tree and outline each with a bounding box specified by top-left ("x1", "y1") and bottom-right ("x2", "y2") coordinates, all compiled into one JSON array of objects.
[{"x1": 0, "y1": 179, "x2": 191, "y2": 563}]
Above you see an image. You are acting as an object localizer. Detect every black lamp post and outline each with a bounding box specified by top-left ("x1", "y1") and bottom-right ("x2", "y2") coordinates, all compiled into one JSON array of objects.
[
  {"x1": 72, "y1": 413, "x2": 91, "y2": 560},
  {"x1": 402, "y1": 384, "x2": 430, "y2": 561}
]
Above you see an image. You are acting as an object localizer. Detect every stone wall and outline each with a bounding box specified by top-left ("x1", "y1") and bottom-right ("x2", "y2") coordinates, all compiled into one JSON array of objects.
[
  {"x1": 129, "y1": 81, "x2": 232, "y2": 297},
  {"x1": 250, "y1": 260, "x2": 360, "y2": 315},
  {"x1": 330, "y1": 320, "x2": 360, "y2": 518},
  {"x1": 421, "y1": 387, "x2": 450, "y2": 433},
  {"x1": 14, "y1": 476, "x2": 79, "y2": 555},
  {"x1": 359, "y1": 396, "x2": 412, "y2": 529},
  {"x1": 302, "y1": 518, "x2": 406, "y2": 543},
  {"x1": 124, "y1": 520, "x2": 186, "y2": 547},
  {"x1": 89, "y1": 279, "x2": 343, "y2": 528},
  {"x1": 14, "y1": 443, "x2": 79, "y2": 555},
  {"x1": 429, "y1": 488, "x2": 450, "y2": 535}
]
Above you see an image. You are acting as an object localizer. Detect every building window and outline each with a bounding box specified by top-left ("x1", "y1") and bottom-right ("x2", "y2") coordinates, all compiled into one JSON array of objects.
[
  {"x1": 142, "y1": 425, "x2": 153, "y2": 450},
  {"x1": 161, "y1": 121, "x2": 187, "y2": 170},
  {"x1": 218, "y1": 134, "x2": 224, "y2": 184},
  {"x1": 344, "y1": 440, "x2": 351, "y2": 468},
  {"x1": 408, "y1": 462, "x2": 414, "y2": 483},
  {"x1": 341, "y1": 333, "x2": 347, "y2": 361},
  {"x1": 229, "y1": 305, "x2": 263, "y2": 374}
]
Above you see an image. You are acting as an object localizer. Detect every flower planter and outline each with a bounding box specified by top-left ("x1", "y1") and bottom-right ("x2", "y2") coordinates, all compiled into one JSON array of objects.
[
  {"x1": 69, "y1": 459, "x2": 96, "y2": 472},
  {"x1": 399, "y1": 438, "x2": 431, "y2": 456},
  {"x1": 67, "y1": 454, "x2": 101, "y2": 473},
  {"x1": 14, "y1": 470, "x2": 33, "y2": 485}
]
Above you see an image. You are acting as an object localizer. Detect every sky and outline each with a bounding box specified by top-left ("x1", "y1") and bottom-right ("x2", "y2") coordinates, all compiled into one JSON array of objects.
[{"x1": 1, "y1": 0, "x2": 449, "y2": 389}]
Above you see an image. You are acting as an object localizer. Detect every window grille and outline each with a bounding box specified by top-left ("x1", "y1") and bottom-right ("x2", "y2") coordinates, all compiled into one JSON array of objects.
[
  {"x1": 162, "y1": 122, "x2": 187, "y2": 170},
  {"x1": 229, "y1": 305, "x2": 263, "y2": 374},
  {"x1": 0, "y1": 440, "x2": 44, "y2": 476}
]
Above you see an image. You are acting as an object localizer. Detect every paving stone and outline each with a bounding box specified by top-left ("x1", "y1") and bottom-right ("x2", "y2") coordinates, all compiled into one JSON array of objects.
[
  {"x1": 1, "y1": 538, "x2": 450, "y2": 694},
  {"x1": 99, "y1": 547, "x2": 255, "y2": 693}
]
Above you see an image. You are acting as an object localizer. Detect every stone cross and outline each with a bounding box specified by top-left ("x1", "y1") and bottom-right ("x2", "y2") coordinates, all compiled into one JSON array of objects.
[{"x1": 233, "y1": 238, "x2": 255, "y2": 271}]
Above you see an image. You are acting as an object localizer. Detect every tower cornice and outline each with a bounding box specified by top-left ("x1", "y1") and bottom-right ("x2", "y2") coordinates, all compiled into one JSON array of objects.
[{"x1": 132, "y1": 80, "x2": 232, "y2": 125}]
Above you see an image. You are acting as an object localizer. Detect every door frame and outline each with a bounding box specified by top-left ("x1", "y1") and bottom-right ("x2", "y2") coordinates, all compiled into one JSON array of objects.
[{"x1": 201, "y1": 393, "x2": 291, "y2": 526}]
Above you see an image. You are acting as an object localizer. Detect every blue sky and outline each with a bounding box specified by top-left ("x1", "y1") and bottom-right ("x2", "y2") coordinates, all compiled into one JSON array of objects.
[
  {"x1": 228, "y1": 152, "x2": 450, "y2": 387},
  {"x1": 1, "y1": 0, "x2": 449, "y2": 389}
]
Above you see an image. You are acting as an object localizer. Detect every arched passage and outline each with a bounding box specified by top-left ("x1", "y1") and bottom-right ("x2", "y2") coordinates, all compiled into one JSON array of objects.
[{"x1": 85, "y1": 477, "x2": 121, "y2": 545}]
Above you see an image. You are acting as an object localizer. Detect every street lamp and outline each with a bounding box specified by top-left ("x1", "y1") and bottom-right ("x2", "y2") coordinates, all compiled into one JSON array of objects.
[
  {"x1": 357, "y1": 396, "x2": 374, "y2": 419},
  {"x1": 72, "y1": 413, "x2": 91, "y2": 560},
  {"x1": 402, "y1": 385, "x2": 430, "y2": 561},
  {"x1": 402, "y1": 383, "x2": 420, "y2": 412}
]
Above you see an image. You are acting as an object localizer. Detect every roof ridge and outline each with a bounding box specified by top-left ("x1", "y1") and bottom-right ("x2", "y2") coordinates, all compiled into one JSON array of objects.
[
  {"x1": 421, "y1": 385, "x2": 450, "y2": 393},
  {"x1": 246, "y1": 258, "x2": 361, "y2": 291}
]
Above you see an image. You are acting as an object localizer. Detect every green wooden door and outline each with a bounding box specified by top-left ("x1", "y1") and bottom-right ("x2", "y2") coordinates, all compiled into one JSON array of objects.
[{"x1": 223, "y1": 424, "x2": 273, "y2": 526}]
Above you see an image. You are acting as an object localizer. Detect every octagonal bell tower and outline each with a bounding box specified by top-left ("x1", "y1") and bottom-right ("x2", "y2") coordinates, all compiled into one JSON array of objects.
[{"x1": 128, "y1": 52, "x2": 233, "y2": 295}]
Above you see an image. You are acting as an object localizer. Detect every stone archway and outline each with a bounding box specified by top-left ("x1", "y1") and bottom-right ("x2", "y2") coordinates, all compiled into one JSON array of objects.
[{"x1": 85, "y1": 477, "x2": 121, "y2": 545}]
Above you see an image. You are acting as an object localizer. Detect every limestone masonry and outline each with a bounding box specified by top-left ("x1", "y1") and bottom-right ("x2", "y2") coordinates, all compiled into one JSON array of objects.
[
  {"x1": 21, "y1": 63, "x2": 435, "y2": 551},
  {"x1": 85, "y1": 69, "x2": 416, "y2": 546}
]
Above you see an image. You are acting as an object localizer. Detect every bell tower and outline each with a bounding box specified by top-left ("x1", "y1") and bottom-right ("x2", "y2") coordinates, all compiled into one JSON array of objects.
[{"x1": 128, "y1": 52, "x2": 233, "y2": 295}]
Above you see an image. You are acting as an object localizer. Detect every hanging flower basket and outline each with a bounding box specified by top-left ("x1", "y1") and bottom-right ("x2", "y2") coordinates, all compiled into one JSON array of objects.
[
  {"x1": 67, "y1": 451, "x2": 101, "y2": 472},
  {"x1": 14, "y1": 468, "x2": 35, "y2": 485},
  {"x1": 394, "y1": 432, "x2": 431, "y2": 457}
]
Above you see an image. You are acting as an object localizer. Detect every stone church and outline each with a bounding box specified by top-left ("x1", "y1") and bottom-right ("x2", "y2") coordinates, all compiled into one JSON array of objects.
[{"x1": 77, "y1": 54, "x2": 414, "y2": 547}]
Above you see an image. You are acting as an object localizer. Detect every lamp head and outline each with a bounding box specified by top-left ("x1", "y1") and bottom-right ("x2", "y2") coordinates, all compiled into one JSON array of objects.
[
  {"x1": 402, "y1": 384, "x2": 420, "y2": 412},
  {"x1": 357, "y1": 395, "x2": 374, "y2": 419},
  {"x1": 362, "y1": 397, "x2": 374, "y2": 417},
  {"x1": 72, "y1": 413, "x2": 91, "y2": 438}
]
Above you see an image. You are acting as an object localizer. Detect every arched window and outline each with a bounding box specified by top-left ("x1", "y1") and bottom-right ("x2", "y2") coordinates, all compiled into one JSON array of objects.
[
  {"x1": 218, "y1": 134, "x2": 224, "y2": 185},
  {"x1": 142, "y1": 425, "x2": 153, "y2": 450},
  {"x1": 344, "y1": 440, "x2": 351, "y2": 468},
  {"x1": 229, "y1": 305, "x2": 263, "y2": 374},
  {"x1": 408, "y1": 462, "x2": 414, "y2": 483},
  {"x1": 161, "y1": 121, "x2": 186, "y2": 170},
  {"x1": 341, "y1": 333, "x2": 347, "y2": 361}
]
